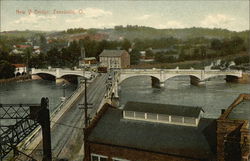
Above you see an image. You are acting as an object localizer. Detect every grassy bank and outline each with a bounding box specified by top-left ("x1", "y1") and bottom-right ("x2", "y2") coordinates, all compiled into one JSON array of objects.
[{"x1": 0, "y1": 75, "x2": 31, "y2": 84}]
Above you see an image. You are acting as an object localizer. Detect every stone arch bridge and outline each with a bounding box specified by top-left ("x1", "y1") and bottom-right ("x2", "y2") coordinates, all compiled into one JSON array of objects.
[
  {"x1": 109, "y1": 68, "x2": 242, "y2": 98},
  {"x1": 117, "y1": 69, "x2": 242, "y2": 87},
  {"x1": 31, "y1": 68, "x2": 92, "y2": 83}
]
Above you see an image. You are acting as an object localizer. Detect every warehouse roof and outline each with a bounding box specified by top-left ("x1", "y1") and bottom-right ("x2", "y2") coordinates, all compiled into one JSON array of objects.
[
  {"x1": 87, "y1": 105, "x2": 216, "y2": 160},
  {"x1": 99, "y1": 49, "x2": 127, "y2": 57}
]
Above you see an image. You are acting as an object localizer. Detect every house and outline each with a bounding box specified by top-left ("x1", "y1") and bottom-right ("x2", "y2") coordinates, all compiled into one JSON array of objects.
[
  {"x1": 99, "y1": 50, "x2": 130, "y2": 69},
  {"x1": 84, "y1": 102, "x2": 217, "y2": 161},
  {"x1": 33, "y1": 46, "x2": 41, "y2": 54},
  {"x1": 12, "y1": 64, "x2": 27, "y2": 76},
  {"x1": 79, "y1": 57, "x2": 97, "y2": 67},
  {"x1": 15, "y1": 44, "x2": 31, "y2": 49},
  {"x1": 217, "y1": 94, "x2": 250, "y2": 161}
]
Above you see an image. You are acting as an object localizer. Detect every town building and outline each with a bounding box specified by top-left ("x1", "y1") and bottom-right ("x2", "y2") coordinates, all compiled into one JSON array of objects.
[
  {"x1": 217, "y1": 94, "x2": 250, "y2": 161},
  {"x1": 84, "y1": 102, "x2": 217, "y2": 161},
  {"x1": 79, "y1": 57, "x2": 97, "y2": 67},
  {"x1": 12, "y1": 64, "x2": 27, "y2": 76},
  {"x1": 99, "y1": 50, "x2": 130, "y2": 69}
]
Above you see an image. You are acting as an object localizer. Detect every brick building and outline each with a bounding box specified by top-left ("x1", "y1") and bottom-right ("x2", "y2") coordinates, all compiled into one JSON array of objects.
[
  {"x1": 84, "y1": 102, "x2": 217, "y2": 161},
  {"x1": 217, "y1": 94, "x2": 250, "y2": 161},
  {"x1": 99, "y1": 50, "x2": 130, "y2": 69}
]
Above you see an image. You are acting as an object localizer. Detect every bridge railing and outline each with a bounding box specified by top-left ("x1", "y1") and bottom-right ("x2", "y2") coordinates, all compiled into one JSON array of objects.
[{"x1": 120, "y1": 69, "x2": 242, "y2": 74}]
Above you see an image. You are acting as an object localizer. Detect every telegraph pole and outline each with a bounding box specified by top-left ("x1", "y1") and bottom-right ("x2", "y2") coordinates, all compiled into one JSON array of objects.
[
  {"x1": 79, "y1": 78, "x2": 92, "y2": 128},
  {"x1": 84, "y1": 79, "x2": 88, "y2": 127}
]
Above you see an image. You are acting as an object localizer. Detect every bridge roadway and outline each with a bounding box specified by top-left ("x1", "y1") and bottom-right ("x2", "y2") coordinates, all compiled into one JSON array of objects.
[{"x1": 26, "y1": 73, "x2": 109, "y2": 161}]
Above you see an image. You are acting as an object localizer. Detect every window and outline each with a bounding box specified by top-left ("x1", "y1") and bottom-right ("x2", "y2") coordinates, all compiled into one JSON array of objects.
[
  {"x1": 158, "y1": 114, "x2": 169, "y2": 122},
  {"x1": 91, "y1": 154, "x2": 108, "y2": 161},
  {"x1": 184, "y1": 117, "x2": 196, "y2": 124},
  {"x1": 124, "y1": 111, "x2": 134, "y2": 118},
  {"x1": 146, "y1": 113, "x2": 157, "y2": 120},
  {"x1": 92, "y1": 156, "x2": 99, "y2": 161},
  {"x1": 100, "y1": 158, "x2": 107, "y2": 161},
  {"x1": 171, "y1": 116, "x2": 183, "y2": 123},
  {"x1": 134, "y1": 112, "x2": 145, "y2": 119},
  {"x1": 112, "y1": 157, "x2": 130, "y2": 161}
]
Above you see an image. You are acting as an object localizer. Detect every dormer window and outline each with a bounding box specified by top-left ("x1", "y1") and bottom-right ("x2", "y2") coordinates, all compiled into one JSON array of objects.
[{"x1": 122, "y1": 102, "x2": 203, "y2": 127}]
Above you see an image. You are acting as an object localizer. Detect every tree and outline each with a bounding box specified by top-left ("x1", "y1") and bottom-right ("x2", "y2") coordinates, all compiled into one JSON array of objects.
[
  {"x1": 211, "y1": 39, "x2": 222, "y2": 50},
  {"x1": 130, "y1": 49, "x2": 141, "y2": 65},
  {"x1": 121, "y1": 39, "x2": 131, "y2": 51},
  {"x1": 0, "y1": 60, "x2": 15, "y2": 79}
]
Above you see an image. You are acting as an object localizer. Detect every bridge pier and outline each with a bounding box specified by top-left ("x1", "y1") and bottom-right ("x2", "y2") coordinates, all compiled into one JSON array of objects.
[
  {"x1": 226, "y1": 74, "x2": 249, "y2": 83},
  {"x1": 31, "y1": 74, "x2": 42, "y2": 80},
  {"x1": 190, "y1": 76, "x2": 205, "y2": 86},
  {"x1": 151, "y1": 77, "x2": 164, "y2": 88},
  {"x1": 56, "y1": 78, "x2": 69, "y2": 84}
]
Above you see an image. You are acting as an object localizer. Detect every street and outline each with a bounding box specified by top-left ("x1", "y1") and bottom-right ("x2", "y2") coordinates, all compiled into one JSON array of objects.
[{"x1": 30, "y1": 73, "x2": 109, "y2": 161}]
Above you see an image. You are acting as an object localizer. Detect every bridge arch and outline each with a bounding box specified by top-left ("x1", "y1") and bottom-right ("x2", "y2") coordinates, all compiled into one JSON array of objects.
[
  {"x1": 163, "y1": 74, "x2": 201, "y2": 82},
  {"x1": 203, "y1": 74, "x2": 240, "y2": 81},
  {"x1": 34, "y1": 73, "x2": 56, "y2": 81},
  {"x1": 16, "y1": 72, "x2": 21, "y2": 77},
  {"x1": 60, "y1": 73, "x2": 85, "y2": 78},
  {"x1": 119, "y1": 75, "x2": 161, "y2": 88},
  {"x1": 60, "y1": 74, "x2": 87, "y2": 84}
]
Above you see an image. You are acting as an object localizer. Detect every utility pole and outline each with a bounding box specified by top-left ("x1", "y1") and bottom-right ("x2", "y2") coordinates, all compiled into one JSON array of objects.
[
  {"x1": 84, "y1": 79, "x2": 88, "y2": 127},
  {"x1": 79, "y1": 79, "x2": 92, "y2": 128}
]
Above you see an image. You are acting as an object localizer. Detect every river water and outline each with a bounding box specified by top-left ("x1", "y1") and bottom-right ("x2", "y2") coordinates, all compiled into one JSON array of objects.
[
  {"x1": 0, "y1": 80, "x2": 77, "y2": 113},
  {"x1": 0, "y1": 76, "x2": 249, "y2": 119},
  {"x1": 119, "y1": 76, "x2": 250, "y2": 118}
]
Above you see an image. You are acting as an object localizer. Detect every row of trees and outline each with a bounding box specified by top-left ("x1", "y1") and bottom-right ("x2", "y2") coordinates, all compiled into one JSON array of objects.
[
  {"x1": 0, "y1": 60, "x2": 15, "y2": 79},
  {"x1": 0, "y1": 31, "x2": 248, "y2": 79}
]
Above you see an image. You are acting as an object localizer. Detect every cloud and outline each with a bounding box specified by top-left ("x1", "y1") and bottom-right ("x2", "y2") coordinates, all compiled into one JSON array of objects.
[
  {"x1": 65, "y1": 18, "x2": 82, "y2": 23},
  {"x1": 84, "y1": 8, "x2": 112, "y2": 18},
  {"x1": 14, "y1": 13, "x2": 56, "y2": 25},
  {"x1": 157, "y1": 20, "x2": 184, "y2": 29},
  {"x1": 135, "y1": 14, "x2": 152, "y2": 20},
  {"x1": 200, "y1": 14, "x2": 235, "y2": 28}
]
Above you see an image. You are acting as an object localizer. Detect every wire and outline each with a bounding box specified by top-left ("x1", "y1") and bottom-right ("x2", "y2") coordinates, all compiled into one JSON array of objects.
[{"x1": 50, "y1": 120, "x2": 83, "y2": 130}]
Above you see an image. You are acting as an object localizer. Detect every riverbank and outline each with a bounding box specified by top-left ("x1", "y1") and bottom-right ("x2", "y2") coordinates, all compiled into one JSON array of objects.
[{"x1": 0, "y1": 75, "x2": 31, "y2": 84}]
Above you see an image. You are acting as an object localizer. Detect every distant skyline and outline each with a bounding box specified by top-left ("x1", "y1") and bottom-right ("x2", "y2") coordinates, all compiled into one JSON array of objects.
[{"x1": 0, "y1": 0, "x2": 249, "y2": 32}]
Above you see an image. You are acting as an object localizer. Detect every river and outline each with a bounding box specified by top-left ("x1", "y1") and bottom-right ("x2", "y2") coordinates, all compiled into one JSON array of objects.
[
  {"x1": 0, "y1": 76, "x2": 249, "y2": 119},
  {"x1": 119, "y1": 76, "x2": 250, "y2": 118},
  {"x1": 0, "y1": 80, "x2": 77, "y2": 113}
]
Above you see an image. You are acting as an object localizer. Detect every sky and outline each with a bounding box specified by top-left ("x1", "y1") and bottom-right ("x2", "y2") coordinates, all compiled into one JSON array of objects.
[{"x1": 0, "y1": 0, "x2": 249, "y2": 32}]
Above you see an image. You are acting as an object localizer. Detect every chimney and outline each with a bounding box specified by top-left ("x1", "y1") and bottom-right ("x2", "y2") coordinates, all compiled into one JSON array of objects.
[{"x1": 221, "y1": 109, "x2": 225, "y2": 115}]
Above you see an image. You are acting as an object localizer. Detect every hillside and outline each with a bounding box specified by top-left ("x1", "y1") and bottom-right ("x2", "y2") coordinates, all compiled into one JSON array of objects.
[{"x1": 1, "y1": 27, "x2": 249, "y2": 41}]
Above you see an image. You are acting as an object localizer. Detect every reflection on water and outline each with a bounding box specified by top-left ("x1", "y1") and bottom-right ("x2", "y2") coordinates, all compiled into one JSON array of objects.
[{"x1": 119, "y1": 76, "x2": 250, "y2": 118}]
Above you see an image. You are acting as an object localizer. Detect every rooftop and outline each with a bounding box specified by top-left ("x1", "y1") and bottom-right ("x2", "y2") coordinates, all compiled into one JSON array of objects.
[
  {"x1": 84, "y1": 57, "x2": 96, "y2": 60},
  {"x1": 87, "y1": 106, "x2": 216, "y2": 160},
  {"x1": 12, "y1": 64, "x2": 26, "y2": 68},
  {"x1": 99, "y1": 49, "x2": 127, "y2": 57},
  {"x1": 123, "y1": 101, "x2": 203, "y2": 118}
]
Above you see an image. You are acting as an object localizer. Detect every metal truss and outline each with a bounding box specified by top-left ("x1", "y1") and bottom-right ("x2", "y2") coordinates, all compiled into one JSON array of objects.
[
  {"x1": 0, "y1": 103, "x2": 40, "y2": 161},
  {"x1": 0, "y1": 104, "x2": 39, "y2": 120},
  {"x1": 0, "y1": 117, "x2": 39, "y2": 159}
]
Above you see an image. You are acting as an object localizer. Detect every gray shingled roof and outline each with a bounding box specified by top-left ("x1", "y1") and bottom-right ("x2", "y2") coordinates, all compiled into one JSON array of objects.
[
  {"x1": 88, "y1": 107, "x2": 216, "y2": 160},
  {"x1": 99, "y1": 49, "x2": 126, "y2": 57},
  {"x1": 124, "y1": 101, "x2": 203, "y2": 118}
]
